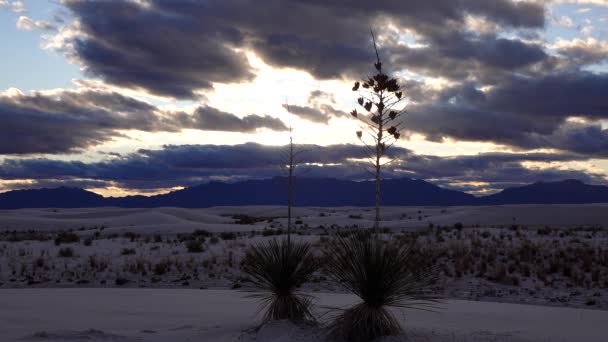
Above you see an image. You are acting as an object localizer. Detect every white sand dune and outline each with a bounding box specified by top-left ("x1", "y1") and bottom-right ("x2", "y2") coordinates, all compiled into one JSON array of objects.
[
  {"x1": 1, "y1": 204, "x2": 608, "y2": 234},
  {"x1": 0, "y1": 288, "x2": 606, "y2": 342},
  {"x1": 0, "y1": 205, "x2": 606, "y2": 341}
]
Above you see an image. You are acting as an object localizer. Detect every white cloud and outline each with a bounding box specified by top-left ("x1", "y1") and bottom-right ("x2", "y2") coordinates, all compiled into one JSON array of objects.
[
  {"x1": 11, "y1": 1, "x2": 25, "y2": 13},
  {"x1": 553, "y1": 36, "x2": 608, "y2": 49},
  {"x1": 16, "y1": 16, "x2": 55, "y2": 31},
  {"x1": 0, "y1": 0, "x2": 10, "y2": 7},
  {"x1": 549, "y1": 0, "x2": 608, "y2": 5},
  {"x1": 465, "y1": 15, "x2": 502, "y2": 34},
  {"x1": 553, "y1": 15, "x2": 575, "y2": 28},
  {"x1": 532, "y1": 0, "x2": 608, "y2": 7},
  {"x1": 1, "y1": 87, "x2": 24, "y2": 97},
  {"x1": 581, "y1": 25, "x2": 594, "y2": 36}
]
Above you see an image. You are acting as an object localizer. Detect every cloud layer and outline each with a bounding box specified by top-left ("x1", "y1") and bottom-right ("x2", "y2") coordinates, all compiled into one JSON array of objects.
[
  {"x1": 56, "y1": 0, "x2": 546, "y2": 97},
  {"x1": 2, "y1": 0, "x2": 608, "y2": 194},
  {"x1": 1, "y1": 143, "x2": 603, "y2": 194},
  {"x1": 0, "y1": 89, "x2": 287, "y2": 154}
]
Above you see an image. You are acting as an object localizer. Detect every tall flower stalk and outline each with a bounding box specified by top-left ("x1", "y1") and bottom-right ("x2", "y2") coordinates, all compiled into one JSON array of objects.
[{"x1": 350, "y1": 31, "x2": 407, "y2": 232}]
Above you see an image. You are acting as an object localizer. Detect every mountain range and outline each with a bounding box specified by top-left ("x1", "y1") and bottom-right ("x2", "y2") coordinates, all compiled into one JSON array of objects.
[{"x1": 0, "y1": 178, "x2": 607, "y2": 209}]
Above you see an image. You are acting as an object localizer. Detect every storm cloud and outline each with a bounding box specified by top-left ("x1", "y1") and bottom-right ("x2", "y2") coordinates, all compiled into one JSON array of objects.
[
  {"x1": 56, "y1": 0, "x2": 547, "y2": 98},
  {"x1": 402, "y1": 71, "x2": 608, "y2": 156},
  {"x1": 0, "y1": 90, "x2": 287, "y2": 154}
]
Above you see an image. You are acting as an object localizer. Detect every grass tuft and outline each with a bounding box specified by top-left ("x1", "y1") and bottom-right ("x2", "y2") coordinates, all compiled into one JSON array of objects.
[
  {"x1": 323, "y1": 231, "x2": 441, "y2": 341},
  {"x1": 241, "y1": 238, "x2": 319, "y2": 323}
]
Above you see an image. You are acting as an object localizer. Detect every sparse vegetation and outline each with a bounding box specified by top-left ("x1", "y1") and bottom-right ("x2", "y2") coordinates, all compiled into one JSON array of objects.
[
  {"x1": 232, "y1": 215, "x2": 275, "y2": 225},
  {"x1": 54, "y1": 232, "x2": 80, "y2": 245},
  {"x1": 0, "y1": 211, "x2": 606, "y2": 311}
]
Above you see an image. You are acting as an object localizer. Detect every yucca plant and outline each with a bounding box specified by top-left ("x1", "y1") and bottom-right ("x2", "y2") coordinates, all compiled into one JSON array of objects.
[
  {"x1": 323, "y1": 232, "x2": 441, "y2": 341},
  {"x1": 241, "y1": 238, "x2": 320, "y2": 323},
  {"x1": 350, "y1": 31, "x2": 407, "y2": 232}
]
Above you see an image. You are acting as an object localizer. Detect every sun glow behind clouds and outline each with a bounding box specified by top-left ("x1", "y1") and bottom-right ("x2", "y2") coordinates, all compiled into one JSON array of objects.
[{"x1": 87, "y1": 185, "x2": 185, "y2": 198}]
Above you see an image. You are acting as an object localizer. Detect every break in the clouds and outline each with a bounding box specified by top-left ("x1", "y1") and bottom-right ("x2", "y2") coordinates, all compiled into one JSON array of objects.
[
  {"x1": 0, "y1": 89, "x2": 287, "y2": 154},
  {"x1": 0, "y1": 143, "x2": 603, "y2": 195}
]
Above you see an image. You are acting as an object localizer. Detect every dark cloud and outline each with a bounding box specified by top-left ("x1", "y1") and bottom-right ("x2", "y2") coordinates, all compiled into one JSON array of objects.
[
  {"x1": 0, "y1": 90, "x2": 287, "y2": 154},
  {"x1": 64, "y1": 0, "x2": 254, "y2": 98},
  {"x1": 389, "y1": 32, "x2": 549, "y2": 84},
  {"x1": 283, "y1": 103, "x2": 347, "y2": 124},
  {"x1": 0, "y1": 90, "x2": 171, "y2": 154},
  {"x1": 0, "y1": 143, "x2": 602, "y2": 194},
  {"x1": 283, "y1": 104, "x2": 328, "y2": 123},
  {"x1": 184, "y1": 106, "x2": 287, "y2": 132},
  {"x1": 282, "y1": 90, "x2": 348, "y2": 123},
  {"x1": 401, "y1": 71, "x2": 608, "y2": 156},
  {"x1": 58, "y1": 0, "x2": 546, "y2": 98},
  {"x1": 399, "y1": 151, "x2": 600, "y2": 193}
]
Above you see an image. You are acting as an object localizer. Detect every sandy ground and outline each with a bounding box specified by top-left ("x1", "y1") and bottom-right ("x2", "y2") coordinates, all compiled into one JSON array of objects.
[
  {"x1": 1, "y1": 288, "x2": 607, "y2": 342},
  {"x1": 0, "y1": 206, "x2": 607, "y2": 341},
  {"x1": 1, "y1": 204, "x2": 608, "y2": 234}
]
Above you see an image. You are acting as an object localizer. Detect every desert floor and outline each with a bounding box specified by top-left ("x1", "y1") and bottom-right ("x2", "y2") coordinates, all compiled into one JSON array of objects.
[
  {"x1": 1, "y1": 288, "x2": 607, "y2": 342},
  {"x1": 0, "y1": 205, "x2": 607, "y2": 341}
]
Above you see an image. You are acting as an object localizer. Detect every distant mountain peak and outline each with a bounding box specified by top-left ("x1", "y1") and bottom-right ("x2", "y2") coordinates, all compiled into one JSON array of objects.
[{"x1": 0, "y1": 177, "x2": 607, "y2": 209}]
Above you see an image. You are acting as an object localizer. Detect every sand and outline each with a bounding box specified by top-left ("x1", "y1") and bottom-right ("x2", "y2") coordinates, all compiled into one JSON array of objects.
[{"x1": 1, "y1": 288, "x2": 607, "y2": 342}]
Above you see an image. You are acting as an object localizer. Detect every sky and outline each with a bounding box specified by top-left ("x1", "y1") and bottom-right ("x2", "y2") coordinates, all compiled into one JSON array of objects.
[{"x1": 1, "y1": 0, "x2": 608, "y2": 197}]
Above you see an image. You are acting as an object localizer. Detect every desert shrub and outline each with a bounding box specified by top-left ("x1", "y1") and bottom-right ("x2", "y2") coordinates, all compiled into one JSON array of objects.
[
  {"x1": 57, "y1": 247, "x2": 74, "y2": 258},
  {"x1": 83, "y1": 238, "x2": 93, "y2": 246},
  {"x1": 123, "y1": 232, "x2": 140, "y2": 241},
  {"x1": 241, "y1": 238, "x2": 320, "y2": 323},
  {"x1": 262, "y1": 229, "x2": 274, "y2": 237},
  {"x1": 153, "y1": 234, "x2": 162, "y2": 243},
  {"x1": 209, "y1": 236, "x2": 220, "y2": 244},
  {"x1": 153, "y1": 261, "x2": 169, "y2": 275},
  {"x1": 54, "y1": 232, "x2": 80, "y2": 245},
  {"x1": 34, "y1": 256, "x2": 45, "y2": 268},
  {"x1": 2, "y1": 231, "x2": 50, "y2": 242},
  {"x1": 349, "y1": 214, "x2": 363, "y2": 219},
  {"x1": 186, "y1": 240, "x2": 204, "y2": 253},
  {"x1": 193, "y1": 229, "x2": 211, "y2": 238},
  {"x1": 220, "y1": 232, "x2": 237, "y2": 240},
  {"x1": 121, "y1": 248, "x2": 136, "y2": 255},
  {"x1": 323, "y1": 232, "x2": 441, "y2": 342},
  {"x1": 233, "y1": 215, "x2": 273, "y2": 225},
  {"x1": 115, "y1": 277, "x2": 129, "y2": 286}
]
